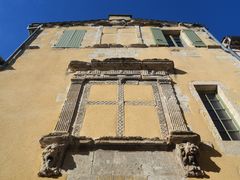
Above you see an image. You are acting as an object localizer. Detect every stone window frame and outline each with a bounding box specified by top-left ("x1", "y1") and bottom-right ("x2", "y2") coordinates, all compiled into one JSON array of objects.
[
  {"x1": 38, "y1": 59, "x2": 203, "y2": 178},
  {"x1": 54, "y1": 70, "x2": 189, "y2": 140},
  {"x1": 49, "y1": 58, "x2": 200, "y2": 145},
  {"x1": 190, "y1": 81, "x2": 240, "y2": 155}
]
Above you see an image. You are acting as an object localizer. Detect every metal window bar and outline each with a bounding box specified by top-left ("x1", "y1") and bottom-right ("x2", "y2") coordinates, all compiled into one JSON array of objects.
[
  {"x1": 204, "y1": 93, "x2": 232, "y2": 140},
  {"x1": 169, "y1": 35, "x2": 178, "y2": 47},
  {"x1": 172, "y1": 35, "x2": 184, "y2": 47},
  {"x1": 216, "y1": 94, "x2": 240, "y2": 133},
  {"x1": 203, "y1": 93, "x2": 240, "y2": 140},
  {"x1": 168, "y1": 35, "x2": 184, "y2": 47},
  {"x1": 165, "y1": 35, "x2": 175, "y2": 47}
]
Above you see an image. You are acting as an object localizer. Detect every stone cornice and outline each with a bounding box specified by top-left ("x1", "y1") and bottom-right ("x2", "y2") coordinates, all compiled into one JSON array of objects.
[
  {"x1": 68, "y1": 58, "x2": 174, "y2": 73},
  {"x1": 28, "y1": 18, "x2": 203, "y2": 32}
]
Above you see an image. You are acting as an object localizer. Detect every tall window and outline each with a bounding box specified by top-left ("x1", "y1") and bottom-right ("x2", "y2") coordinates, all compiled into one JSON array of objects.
[{"x1": 197, "y1": 91, "x2": 240, "y2": 140}]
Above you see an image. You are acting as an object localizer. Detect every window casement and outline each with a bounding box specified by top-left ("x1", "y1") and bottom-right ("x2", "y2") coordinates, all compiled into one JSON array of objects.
[
  {"x1": 164, "y1": 31, "x2": 184, "y2": 47},
  {"x1": 195, "y1": 85, "x2": 240, "y2": 141},
  {"x1": 54, "y1": 30, "x2": 86, "y2": 48},
  {"x1": 151, "y1": 28, "x2": 184, "y2": 47},
  {"x1": 181, "y1": 29, "x2": 206, "y2": 47},
  {"x1": 151, "y1": 28, "x2": 206, "y2": 48}
]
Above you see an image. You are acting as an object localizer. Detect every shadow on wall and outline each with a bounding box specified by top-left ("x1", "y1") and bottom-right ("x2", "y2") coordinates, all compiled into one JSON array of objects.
[
  {"x1": 61, "y1": 143, "x2": 221, "y2": 179},
  {"x1": 62, "y1": 149, "x2": 78, "y2": 171},
  {"x1": 174, "y1": 68, "x2": 187, "y2": 75},
  {"x1": 199, "y1": 143, "x2": 222, "y2": 178}
]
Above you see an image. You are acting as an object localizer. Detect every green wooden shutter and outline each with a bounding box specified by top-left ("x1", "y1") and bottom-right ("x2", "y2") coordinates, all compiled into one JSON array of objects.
[
  {"x1": 182, "y1": 29, "x2": 206, "y2": 47},
  {"x1": 151, "y1": 28, "x2": 168, "y2": 46},
  {"x1": 55, "y1": 30, "x2": 86, "y2": 48}
]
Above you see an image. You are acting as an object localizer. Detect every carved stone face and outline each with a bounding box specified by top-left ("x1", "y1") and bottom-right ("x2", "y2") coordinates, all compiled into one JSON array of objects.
[{"x1": 189, "y1": 144, "x2": 198, "y2": 155}]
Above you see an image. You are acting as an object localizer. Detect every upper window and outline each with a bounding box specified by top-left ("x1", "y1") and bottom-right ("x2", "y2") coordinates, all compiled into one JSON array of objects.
[
  {"x1": 54, "y1": 30, "x2": 86, "y2": 48},
  {"x1": 151, "y1": 28, "x2": 184, "y2": 47},
  {"x1": 197, "y1": 89, "x2": 240, "y2": 140},
  {"x1": 151, "y1": 28, "x2": 206, "y2": 48},
  {"x1": 164, "y1": 31, "x2": 184, "y2": 47}
]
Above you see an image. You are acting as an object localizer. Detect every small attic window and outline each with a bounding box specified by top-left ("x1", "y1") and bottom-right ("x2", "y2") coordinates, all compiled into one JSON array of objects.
[{"x1": 108, "y1": 15, "x2": 132, "y2": 21}]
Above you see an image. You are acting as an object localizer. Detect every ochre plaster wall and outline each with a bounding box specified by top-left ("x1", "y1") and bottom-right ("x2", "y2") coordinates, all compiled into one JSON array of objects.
[{"x1": 0, "y1": 26, "x2": 240, "y2": 179}]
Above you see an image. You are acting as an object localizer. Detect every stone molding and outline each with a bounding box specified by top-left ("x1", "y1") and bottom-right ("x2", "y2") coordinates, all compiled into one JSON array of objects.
[
  {"x1": 68, "y1": 58, "x2": 174, "y2": 73},
  {"x1": 38, "y1": 58, "x2": 202, "y2": 177}
]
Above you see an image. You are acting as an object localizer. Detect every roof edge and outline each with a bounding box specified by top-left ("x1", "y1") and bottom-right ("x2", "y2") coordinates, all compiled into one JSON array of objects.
[{"x1": 27, "y1": 17, "x2": 204, "y2": 31}]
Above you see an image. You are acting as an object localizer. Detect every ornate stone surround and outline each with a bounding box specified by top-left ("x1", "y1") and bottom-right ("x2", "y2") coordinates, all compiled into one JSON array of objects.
[{"x1": 38, "y1": 58, "x2": 203, "y2": 178}]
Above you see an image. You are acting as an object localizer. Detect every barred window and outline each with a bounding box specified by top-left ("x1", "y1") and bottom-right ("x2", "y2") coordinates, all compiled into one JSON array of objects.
[{"x1": 197, "y1": 91, "x2": 240, "y2": 140}]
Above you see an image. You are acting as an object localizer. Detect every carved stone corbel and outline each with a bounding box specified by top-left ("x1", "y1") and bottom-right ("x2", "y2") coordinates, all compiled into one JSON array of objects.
[
  {"x1": 176, "y1": 142, "x2": 204, "y2": 177},
  {"x1": 38, "y1": 143, "x2": 68, "y2": 177}
]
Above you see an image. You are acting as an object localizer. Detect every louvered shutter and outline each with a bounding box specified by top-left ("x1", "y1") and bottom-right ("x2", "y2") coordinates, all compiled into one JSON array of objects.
[
  {"x1": 182, "y1": 29, "x2": 206, "y2": 47},
  {"x1": 55, "y1": 30, "x2": 86, "y2": 48},
  {"x1": 151, "y1": 28, "x2": 168, "y2": 46}
]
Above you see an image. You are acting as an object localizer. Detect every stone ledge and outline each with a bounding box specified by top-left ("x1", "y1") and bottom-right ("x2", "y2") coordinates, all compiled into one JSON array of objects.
[
  {"x1": 168, "y1": 131, "x2": 201, "y2": 145},
  {"x1": 40, "y1": 134, "x2": 171, "y2": 150},
  {"x1": 68, "y1": 58, "x2": 174, "y2": 72}
]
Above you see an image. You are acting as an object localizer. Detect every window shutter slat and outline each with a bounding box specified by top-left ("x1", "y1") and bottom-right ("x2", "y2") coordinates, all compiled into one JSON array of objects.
[
  {"x1": 151, "y1": 28, "x2": 168, "y2": 46},
  {"x1": 55, "y1": 30, "x2": 86, "y2": 48},
  {"x1": 67, "y1": 30, "x2": 86, "y2": 48},
  {"x1": 55, "y1": 30, "x2": 75, "y2": 47},
  {"x1": 182, "y1": 29, "x2": 206, "y2": 47}
]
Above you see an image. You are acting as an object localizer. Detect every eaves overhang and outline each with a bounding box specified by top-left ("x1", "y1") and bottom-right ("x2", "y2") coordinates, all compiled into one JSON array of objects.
[{"x1": 27, "y1": 17, "x2": 204, "y2": 34}]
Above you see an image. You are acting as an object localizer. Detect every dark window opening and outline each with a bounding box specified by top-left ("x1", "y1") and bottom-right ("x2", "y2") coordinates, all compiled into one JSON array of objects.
[
  {"x1": 196, "y1": 88, "x2": 240, "y2": 141},
  {"x1": 163, "y1": 31, "x2": 184, "y2": 47}
]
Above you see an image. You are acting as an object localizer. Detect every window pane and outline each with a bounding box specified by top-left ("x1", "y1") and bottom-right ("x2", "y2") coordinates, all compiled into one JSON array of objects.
[
  {"x1": 229, "y1": 131, "x2": 240, "y2": 140},
  {"x1": 211, "y1": 100, "x2": 223, "y2": 109},
  {"x1": 208, "y1": 110, "x2": 218, "y2": 121},
  {"x1": 199, "y1": 93, "x2": 207, "y2": 100},
  {"x1": 216, "y1": 109, "x2": 230, "y2": 119},
  {"x1": 165, "y1": 35, "x2": 174, "y2": 47},
  {"x1": 219, "y1": 131, "x2": 231, "y2": 140},
  {"x1": 202, "y1": 100, "x2": 212, "y2": 110},
  {"x1": 213, "y1": 120, "x2": 225, "y2": 131},
  {"x1": 222, "y1": 120, "x2": 237, "y2": 131},
  {"x1": 206, "y1": 93, "x2": 217, "y2": 100},
  {"x1": 172, "y1": 36, "x2": 183, "y2": 47}
]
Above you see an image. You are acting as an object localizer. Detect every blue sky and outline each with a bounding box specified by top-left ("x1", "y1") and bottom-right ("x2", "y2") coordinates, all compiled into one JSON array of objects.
[{"x1": 0, "y1": 0, "x2": 239, "y2": 59}]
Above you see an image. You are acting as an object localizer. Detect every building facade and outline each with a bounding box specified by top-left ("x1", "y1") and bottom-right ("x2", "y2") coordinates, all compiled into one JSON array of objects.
[{"x1": 0, "y1": 15, "x2": 240, "y2": 180}]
